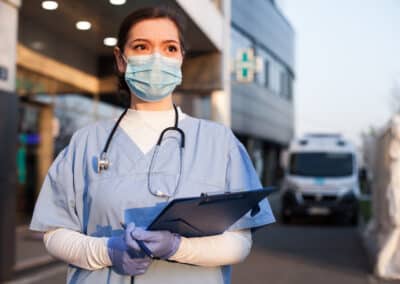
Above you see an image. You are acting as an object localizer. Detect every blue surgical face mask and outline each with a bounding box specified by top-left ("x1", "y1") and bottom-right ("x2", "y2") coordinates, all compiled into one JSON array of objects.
[{"x1": 123, "y1": 53, "x2": 183, "y2": 102}]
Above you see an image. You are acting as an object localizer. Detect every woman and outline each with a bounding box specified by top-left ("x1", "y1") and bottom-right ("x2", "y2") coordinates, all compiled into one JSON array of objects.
[{"x1": 30, "y1": 6, "x2": 275, "y2": 284}]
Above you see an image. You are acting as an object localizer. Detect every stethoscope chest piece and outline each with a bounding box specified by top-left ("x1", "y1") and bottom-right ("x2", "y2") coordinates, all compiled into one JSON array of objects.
[{"x1": 97, "y1": 152, "x2": 110, "y2": 173}]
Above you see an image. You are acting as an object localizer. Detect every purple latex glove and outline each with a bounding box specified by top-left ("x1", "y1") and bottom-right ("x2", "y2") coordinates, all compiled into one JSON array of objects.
[
  {"x1": 125, "y1": 223, "x2": 181, "y2": 260},
  {"x1": 107, "y1": 234, "x2": 152, "y2": 276}
]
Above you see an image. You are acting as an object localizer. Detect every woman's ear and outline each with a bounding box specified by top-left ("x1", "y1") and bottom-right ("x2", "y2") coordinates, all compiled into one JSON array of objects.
[{"x1": 114, "y1": 47, "x2": 126, "y2": 73}]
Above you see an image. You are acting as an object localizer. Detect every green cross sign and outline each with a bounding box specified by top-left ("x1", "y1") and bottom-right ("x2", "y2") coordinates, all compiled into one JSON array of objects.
[{"x1": 234, "y1": 48, "x2": 259, "y2": 83}]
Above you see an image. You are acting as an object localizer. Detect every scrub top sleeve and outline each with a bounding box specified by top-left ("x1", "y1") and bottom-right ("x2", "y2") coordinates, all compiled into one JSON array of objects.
[
  {"x1": 226, "y1": 135, "x2": 275, "y2": 231},
  {"x1": 30, "y1": 146, "x2": 81, "y2": 232}
]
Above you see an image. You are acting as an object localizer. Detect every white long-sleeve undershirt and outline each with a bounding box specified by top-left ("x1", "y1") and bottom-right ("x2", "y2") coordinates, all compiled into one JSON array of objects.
[
  {"x1": 43, "y1": 228, "x2": 111, "y2": 270},
  {"x1": 44, "y1": 229, "x2": 252, "y2": 270},
  {"x1": 43, "y1": 106, "x2": 252, "y2": 270},
  {"x1": 119, "y1": 106, "x2": 187, "y2": 154}
]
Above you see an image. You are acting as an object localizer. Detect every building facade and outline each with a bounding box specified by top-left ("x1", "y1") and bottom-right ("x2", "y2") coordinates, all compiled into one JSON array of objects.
[{"x1": 230, "y1": 0, "x2": 295, "y2": 185}]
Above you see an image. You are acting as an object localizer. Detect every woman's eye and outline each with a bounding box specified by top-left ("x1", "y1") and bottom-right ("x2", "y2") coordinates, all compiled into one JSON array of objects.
[
  {"x1": 167, "y1": 45, "x2": 178, "y2": 53},
  {"x1": 133, "y1": 44, "x2": 147, "y2": 51}
]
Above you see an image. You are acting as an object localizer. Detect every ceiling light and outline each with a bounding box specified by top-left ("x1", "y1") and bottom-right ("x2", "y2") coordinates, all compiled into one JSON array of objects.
[
  {"x1": 31, "y1": 41, "x2": 45, "y2": 50},
  {"x1": 41, "y1": 1, "x2": 58, "y2": 10},
  {"x1": 76, "y1": 21, "x2": 91, "y2": 31},
  {"x1": 103, "y1": 37, "x2": 117, "y2": 47},
  {"x1": 109, "y1": 0, "x2": 126, "y2": 5}
]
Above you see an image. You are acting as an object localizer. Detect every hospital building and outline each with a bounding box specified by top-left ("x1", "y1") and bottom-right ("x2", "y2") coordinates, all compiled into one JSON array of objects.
[{"x1": 0, "y1": 0, "x2": 294, "y2": 280}]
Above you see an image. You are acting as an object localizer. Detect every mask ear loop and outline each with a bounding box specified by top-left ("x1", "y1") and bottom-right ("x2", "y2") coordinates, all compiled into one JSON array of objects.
[{"x1": 121, "y1": 54, "x2": 128, "y2": 64}]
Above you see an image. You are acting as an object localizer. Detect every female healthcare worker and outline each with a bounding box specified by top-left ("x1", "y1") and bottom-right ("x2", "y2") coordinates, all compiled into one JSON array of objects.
[{"x1": 30, "y1": 6, "x2": 275, "y2": 284}]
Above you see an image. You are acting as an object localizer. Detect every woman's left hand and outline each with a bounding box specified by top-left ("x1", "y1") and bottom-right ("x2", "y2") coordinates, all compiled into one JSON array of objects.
[{"x1": 125, "y1": 223, "x2": 181, "y2": 259}]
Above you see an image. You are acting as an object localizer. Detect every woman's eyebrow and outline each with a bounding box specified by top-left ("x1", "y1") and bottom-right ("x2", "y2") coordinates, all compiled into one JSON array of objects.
[
  {"x1": 130, "y1": 38, "x2": 151, "y2": 43},
  {"x1": 162, "y1": 39, "x2": 179, "y2": 44},
  {"x1": 128, "y1": 38, "x2": 179, "y2": 45}
]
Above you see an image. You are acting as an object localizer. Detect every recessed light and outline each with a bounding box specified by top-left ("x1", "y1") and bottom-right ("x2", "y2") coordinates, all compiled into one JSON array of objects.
[
  {"x1": 31, "y1": 41, "x2": 45, "y2": 50},
  {"x1": 109, "y1": 0, "x2": 126, "y2": 5},
  {"x1": 76, "y1": 21, "x2": 91, "y2": 31},
  {"x1": 103, "y1": 37, "x2": 117, "y2": 47},
  {"x1": 41, "y1": 1, "x2": 58, "y2": 10}
]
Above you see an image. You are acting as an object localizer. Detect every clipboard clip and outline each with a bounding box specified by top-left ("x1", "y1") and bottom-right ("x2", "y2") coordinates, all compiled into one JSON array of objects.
[
  {"x1": 200, "y1": 191, "x2": 231, "y2": 202},
  {"x1": 200, "y1": 191, "x2": 261, "y2": 216}
]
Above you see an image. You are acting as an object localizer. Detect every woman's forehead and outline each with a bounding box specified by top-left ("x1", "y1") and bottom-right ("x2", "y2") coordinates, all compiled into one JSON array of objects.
[{"x1": 128, "y1": 18, "x2": 180, "y2": 42}]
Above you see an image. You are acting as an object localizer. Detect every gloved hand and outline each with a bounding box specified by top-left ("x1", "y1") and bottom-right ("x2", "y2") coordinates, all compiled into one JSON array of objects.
[
  {"x1": 125, "y1": 223, "x2": 181, "y2": 260},
  {"x1": 107, "y1": 234, "x2": 152, "y2": 276}
]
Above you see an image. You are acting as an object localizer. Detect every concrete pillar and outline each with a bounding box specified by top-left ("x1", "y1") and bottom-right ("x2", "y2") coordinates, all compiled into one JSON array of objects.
[
  {"x1": 211, "y1": 0, "x2": 231, "y2": 126},
  {"x1": 0, "y1": 91, "x2": 18, "y2": 282},
  {"x1": 0, "y1": 0, "x2": 19, "y2": 92},
  {"x1": 0, "y1": 0, "x2": 21, "y2": 281}
]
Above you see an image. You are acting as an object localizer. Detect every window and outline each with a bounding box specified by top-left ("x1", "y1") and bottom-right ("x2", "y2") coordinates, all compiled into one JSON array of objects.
[
  {"x1": 255, "y1": 47, "x2": 271, "y2": 88},
  {"x1": 270, "y1": 62, "x2": 280, "y2": 94},
  {"x1": 264, "y1": 60, "x2": 270, "y2": 88},
  {"x1": 289, "y1": 152, "x2": 354, "y2": 177},
  {"x1": 279, "y1": 71, "x2": 285, "y2": 97},
  {"x1": 280, "y1": 71, "x2": 287, "y2": 98},
  {"x1": 288, "y1": 75, "x2": 293, "y2": 100},
  {"x1": 279, "y1": 70, "x2": 294, "y2": 101}
]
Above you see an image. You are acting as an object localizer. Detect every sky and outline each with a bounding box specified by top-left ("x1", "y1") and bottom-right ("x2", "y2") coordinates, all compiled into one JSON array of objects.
[{"x1": 276, "y1": 0, "x2": 400, "y2": 146}]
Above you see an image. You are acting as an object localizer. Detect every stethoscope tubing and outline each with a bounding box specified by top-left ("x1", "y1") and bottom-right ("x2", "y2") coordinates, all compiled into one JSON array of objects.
[{"x1": 98, "y1": 103, "x2": 185, "y2": 199}]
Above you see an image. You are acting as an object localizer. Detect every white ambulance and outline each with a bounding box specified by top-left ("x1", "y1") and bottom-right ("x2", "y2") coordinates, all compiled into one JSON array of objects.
[{"x1": 280, "y1": 134, "x2": 360, "y2": 225}]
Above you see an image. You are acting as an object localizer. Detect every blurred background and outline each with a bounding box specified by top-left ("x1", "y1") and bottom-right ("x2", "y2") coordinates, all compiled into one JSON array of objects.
[{"x1": 0, "y1": 0, "x2": 399, "y2": 283}]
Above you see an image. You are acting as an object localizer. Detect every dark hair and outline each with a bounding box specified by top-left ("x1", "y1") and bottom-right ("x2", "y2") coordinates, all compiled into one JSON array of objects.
[{"x1": 116, "y1": 6, "x2": 186, "y2": 105}]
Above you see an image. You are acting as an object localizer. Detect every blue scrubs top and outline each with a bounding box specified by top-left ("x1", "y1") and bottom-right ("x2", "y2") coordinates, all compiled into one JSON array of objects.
[{"x1": 30, "y1": 114, "x2": 275, "y2": 284}]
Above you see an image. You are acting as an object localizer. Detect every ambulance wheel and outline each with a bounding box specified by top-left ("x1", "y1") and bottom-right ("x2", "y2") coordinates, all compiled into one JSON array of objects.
[{"x1": 350, "y1": 210, "x2": 359, "y2": 226}]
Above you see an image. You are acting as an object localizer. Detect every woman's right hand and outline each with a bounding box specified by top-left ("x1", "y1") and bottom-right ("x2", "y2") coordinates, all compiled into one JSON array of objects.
[{"x1": 107, "y1": 234, "x2": 152, "y2": 276}]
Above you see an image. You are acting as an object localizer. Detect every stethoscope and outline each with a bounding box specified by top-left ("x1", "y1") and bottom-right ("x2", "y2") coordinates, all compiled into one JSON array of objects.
[{"x1": 97, "y1": 103, "x2": 185, "y2": 198}]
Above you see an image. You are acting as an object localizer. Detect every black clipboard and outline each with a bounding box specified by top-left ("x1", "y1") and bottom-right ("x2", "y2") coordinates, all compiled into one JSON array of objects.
[{"x1": 147, "y1": 187, "x2": 276, "y2": 237}]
